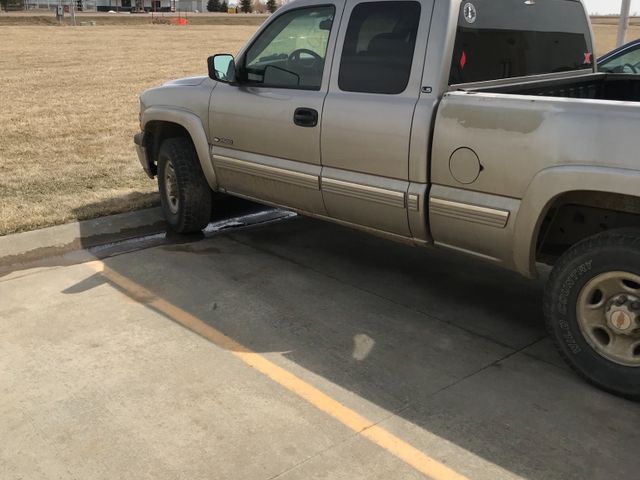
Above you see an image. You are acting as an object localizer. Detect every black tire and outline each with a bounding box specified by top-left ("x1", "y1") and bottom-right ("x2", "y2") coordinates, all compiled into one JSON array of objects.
[
  {"x1": 544, "y1": 229, "x2": 640, "y2": 400},
  {"x1": 157, "y1": 137, "x2": 212, "y2": 233}
]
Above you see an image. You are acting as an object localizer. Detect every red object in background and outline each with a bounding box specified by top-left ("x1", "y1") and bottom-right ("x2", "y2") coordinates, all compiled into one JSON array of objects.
[
  {"x1": 584, "y1": 52, "x2": 593, "y2": 65},
  {"x1": 170, "y1": 18, "x2": 188, "y2": 26},
  {"x1": 460, "y1": 51, "x2": 467, "y2": 70},
  {"x1": 63, "y1": 4, "x2": 69, "y2": 12}
]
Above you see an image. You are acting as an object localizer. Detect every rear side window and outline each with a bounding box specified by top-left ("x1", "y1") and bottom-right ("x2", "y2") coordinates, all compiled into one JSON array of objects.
[
  {"x1": 338, "y1": 1, "x2": 421, "y2": 94},
  {"x1": 450, "y1": 0, "x2": 593, "y2": 85}
]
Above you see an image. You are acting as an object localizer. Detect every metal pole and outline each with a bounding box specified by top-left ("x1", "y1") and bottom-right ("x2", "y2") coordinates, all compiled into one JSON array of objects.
[
  {"x1": 70, "y1": 0, "x2": 76, "y2": 25},
  {"x1": 617, "y1": 0, "x2": 632, "y2": 47}
]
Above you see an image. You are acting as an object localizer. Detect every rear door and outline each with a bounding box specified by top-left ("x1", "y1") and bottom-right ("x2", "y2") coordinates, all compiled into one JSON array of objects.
[
  {"x1": 209, "y1": 2, "x2": 342, "y2": 214},
  {"x1": 320, "y1": 0, "x2": 434, "y2": 236}
]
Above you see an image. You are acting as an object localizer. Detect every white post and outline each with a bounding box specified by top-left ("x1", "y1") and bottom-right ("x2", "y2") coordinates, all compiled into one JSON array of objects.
[
  {"x1": 70, "y1": 0, "x2": 76, "y2": 25},
  {"x1": 617, "y1": 0, "x2": 632, "y2": 47}
]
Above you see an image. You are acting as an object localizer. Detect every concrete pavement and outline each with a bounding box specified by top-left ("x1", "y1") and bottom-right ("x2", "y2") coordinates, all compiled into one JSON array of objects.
[
  {"x1": 1, "y1": 215, "x2": 639, "y2": 480},
  {"x1": 0, "y1": 208, "x2": 165, "y2": 268}
]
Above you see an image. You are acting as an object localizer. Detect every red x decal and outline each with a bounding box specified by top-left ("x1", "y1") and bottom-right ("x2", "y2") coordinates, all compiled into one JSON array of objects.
[
  {"x1": 584, "y1": 52, "x2": 593, "y2": 65},
  {"x1": 460, "y1": 51, "x2": 467, "y2": 70}
]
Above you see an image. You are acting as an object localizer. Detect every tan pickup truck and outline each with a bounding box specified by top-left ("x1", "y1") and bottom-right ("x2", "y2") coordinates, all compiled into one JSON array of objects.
[{"x1": 134, "y1": 0, "x2": 640, "y2": 399}]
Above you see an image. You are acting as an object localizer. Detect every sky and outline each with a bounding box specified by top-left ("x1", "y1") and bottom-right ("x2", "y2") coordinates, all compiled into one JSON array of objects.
[{"x1": 584, "y1": 0, "x2": 640, "y2": 15}]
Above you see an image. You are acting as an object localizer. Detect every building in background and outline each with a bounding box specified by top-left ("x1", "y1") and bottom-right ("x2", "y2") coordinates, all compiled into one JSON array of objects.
[
  {"x1": 92, "y1": 0, "x2": 175, "y2": 12},
  {"x1": 18, "y1": 0, "x2": 212, "y2": 12}
]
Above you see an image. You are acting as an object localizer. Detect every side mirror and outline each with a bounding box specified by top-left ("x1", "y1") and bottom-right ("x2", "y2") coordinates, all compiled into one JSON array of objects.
[{"x1": 208, "y1": 54, "x2": 236, "y2": 83}]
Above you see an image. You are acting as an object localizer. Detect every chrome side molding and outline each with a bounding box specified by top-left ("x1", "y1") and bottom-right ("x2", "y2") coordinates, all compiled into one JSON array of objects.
[
  {"x1": 407, "y1": 193, "x2": 420, "y2": 212},
  {"x1": 322, "y1": 178, "x2": 406, "y2": 209},
  {"x1": 214, "y1": 155, "x2": 319, "y2": 190},
  {"x1": 430, "y1": 197, "x2": 509, "y2": 228}
]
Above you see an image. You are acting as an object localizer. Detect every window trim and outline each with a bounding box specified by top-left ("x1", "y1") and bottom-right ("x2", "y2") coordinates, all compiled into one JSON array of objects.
[
  {"x1": 336, "y1": 0, "x2": 422, "y2": 95},
  {"x1": 237, "y1": 3, "x2": 337, "y2": 91},
  {"x1": 599, "y1": 41, "x2": 640, "y2": 65}
]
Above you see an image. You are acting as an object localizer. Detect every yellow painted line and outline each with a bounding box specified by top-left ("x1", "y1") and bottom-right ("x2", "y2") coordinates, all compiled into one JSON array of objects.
[{"x1": 86, "y1": 260, "x2": 468, "y2": 480}]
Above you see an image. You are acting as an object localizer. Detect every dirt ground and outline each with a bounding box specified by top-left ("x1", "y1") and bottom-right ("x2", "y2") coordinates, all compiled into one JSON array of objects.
[{"x1": 0, "y1": 18, "x2": 638, "y2": 235}]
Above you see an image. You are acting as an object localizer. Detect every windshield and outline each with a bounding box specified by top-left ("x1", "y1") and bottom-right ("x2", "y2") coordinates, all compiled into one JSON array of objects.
[{"x1": 450, "y1": 0, "x2": 593, "y2": 85}]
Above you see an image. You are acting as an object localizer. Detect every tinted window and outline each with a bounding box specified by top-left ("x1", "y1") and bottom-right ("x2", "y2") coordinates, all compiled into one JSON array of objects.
[
  {"x1": 338, "y1": 1, "x2": 421, "y2": 94},
  {"x1": 600, "y1": 45, "x2": 640, "y2": 74},
  {"x1": 450, "y1": 0, "x2": 593, "y2": 85},
  {"x1": 242, "y1": 6, "x2": 335, "y2": 90}
]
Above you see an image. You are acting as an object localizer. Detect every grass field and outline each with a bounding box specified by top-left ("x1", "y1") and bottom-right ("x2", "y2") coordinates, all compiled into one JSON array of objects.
[
  {"x1": 0, "y1": 18, "x2": 639, "y2": 235},
  {"x1": 0, "y1": 24, "x2": 256, "y2": 235}
]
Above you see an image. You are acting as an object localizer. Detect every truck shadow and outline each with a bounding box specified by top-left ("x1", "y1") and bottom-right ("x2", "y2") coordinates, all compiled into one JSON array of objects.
[{"x1": 62, "y1": 212, "x2": 640, "y2": 480}]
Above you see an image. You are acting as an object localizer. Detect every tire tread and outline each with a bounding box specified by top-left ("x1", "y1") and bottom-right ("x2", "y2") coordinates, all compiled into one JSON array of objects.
[
  {"x1": 544, "y1": 229, "x2": 640, "y2": 400},
  {"x1": 158, "y1": 137, "x2": 212, "y2": 233}
]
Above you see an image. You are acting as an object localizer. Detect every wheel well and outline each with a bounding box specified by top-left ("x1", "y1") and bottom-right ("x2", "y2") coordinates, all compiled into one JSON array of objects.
[
  {"x1": 536, "y1": 191, "x2": 640, "y2": 265},
  {"x1": 143, "y1": 121, "x2": 191, "y2": 176}
]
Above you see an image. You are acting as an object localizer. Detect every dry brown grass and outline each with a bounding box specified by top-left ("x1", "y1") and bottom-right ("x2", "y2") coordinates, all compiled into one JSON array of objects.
[
  {"x1": 592, "y1": 20, "x2": 640, "y2": 56},
  {"x1": 0, "y1": 12, "x2": 269, "y2": 27},
  {"x1": 0, "y1": 20, "x2": 639, "y2": 235},
  {"x1": 0, "y1": 24, "x2": 256, "y2": 235}
]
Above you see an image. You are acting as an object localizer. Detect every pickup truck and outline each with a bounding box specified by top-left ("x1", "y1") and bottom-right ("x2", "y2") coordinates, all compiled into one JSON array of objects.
[{"x1": 134, "y1": 0, "x2": 640, "y2": 399}]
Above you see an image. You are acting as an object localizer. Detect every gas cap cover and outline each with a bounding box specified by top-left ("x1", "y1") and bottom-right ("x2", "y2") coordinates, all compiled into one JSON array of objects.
[{"x1": 449, "y1": 147, "x2": 481, "y2": 184}]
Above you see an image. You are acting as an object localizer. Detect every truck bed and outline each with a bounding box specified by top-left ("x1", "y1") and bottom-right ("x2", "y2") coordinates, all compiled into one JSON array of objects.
[
  {"x1": 433, "y1": 70, "x2": 640, "y2": 219},
  {"x1": 431, "y1": 71, "x2": 640, "y2": 272},
  {"x1": 466, "y1": 73, "x2": 640, "y2": 102}
]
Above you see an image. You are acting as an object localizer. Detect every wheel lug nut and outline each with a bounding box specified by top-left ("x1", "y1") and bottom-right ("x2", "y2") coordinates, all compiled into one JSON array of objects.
[
  {"x1": 632, "y1": 302, "x2": 640, "y2": 311},
  {"x1": 616, "y1": 296, "x2": 627, "y2": 306}
]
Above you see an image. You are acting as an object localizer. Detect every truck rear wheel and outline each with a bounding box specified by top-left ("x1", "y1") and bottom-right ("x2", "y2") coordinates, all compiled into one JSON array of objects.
[
  {"x1": 544, "y1": 230, "x2": 640, "y2": 400},
  {"x1": 157, "y1": 137, "x2": 212, "y2": 233}
]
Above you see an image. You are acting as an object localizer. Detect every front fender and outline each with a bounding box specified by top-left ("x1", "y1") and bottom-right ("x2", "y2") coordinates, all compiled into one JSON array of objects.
[
  {"x1": 513, "y1": 165, "x2": 640, "y2": 278},
  {"x1": 141, "y1": 107, "x2": 218, "y2": 190}
]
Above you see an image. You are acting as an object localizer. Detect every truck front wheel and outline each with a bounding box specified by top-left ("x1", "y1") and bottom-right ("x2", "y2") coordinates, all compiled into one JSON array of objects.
[
  {"x1": 544, "y1": 230, "x2": 640, "y2": 400},
  {"x1": 157, "y1": 137, "x2": 212, "y2": 233}
]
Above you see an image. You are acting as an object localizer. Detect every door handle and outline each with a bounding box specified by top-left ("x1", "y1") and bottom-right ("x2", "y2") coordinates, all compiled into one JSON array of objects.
[{"x1": 293, "y1": 107, "x2": 318, "y2": 127}]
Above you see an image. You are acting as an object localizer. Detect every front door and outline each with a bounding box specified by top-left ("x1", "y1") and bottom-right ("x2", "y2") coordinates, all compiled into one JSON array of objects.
[
  {"x1": 209, "y1": 3, "x2": 342, "y2": 214},
  {"x1": 320, "y1": 0, "x2": 434, "y2": 236}
]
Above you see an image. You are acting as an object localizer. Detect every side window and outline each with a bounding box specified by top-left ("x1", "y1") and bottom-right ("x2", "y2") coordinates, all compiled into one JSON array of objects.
[
  {"x1": 338, "y1": 1, "x2": 421, "y2": 94},
  {"x1": 600, "y1": 47, "x2": 640, "y2": 74},
  {"x1": 242, "y1": 6, "x2": 335, "y2": 90}
]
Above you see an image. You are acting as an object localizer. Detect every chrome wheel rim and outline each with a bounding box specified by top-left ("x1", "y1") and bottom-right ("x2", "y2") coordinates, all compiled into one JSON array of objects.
[
  {"x1": 577, "y1": 271, "x2": 640, "y2": 367},
  {"x1": 164, "y1": 161, "x2": 179, "y2": 215}
]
